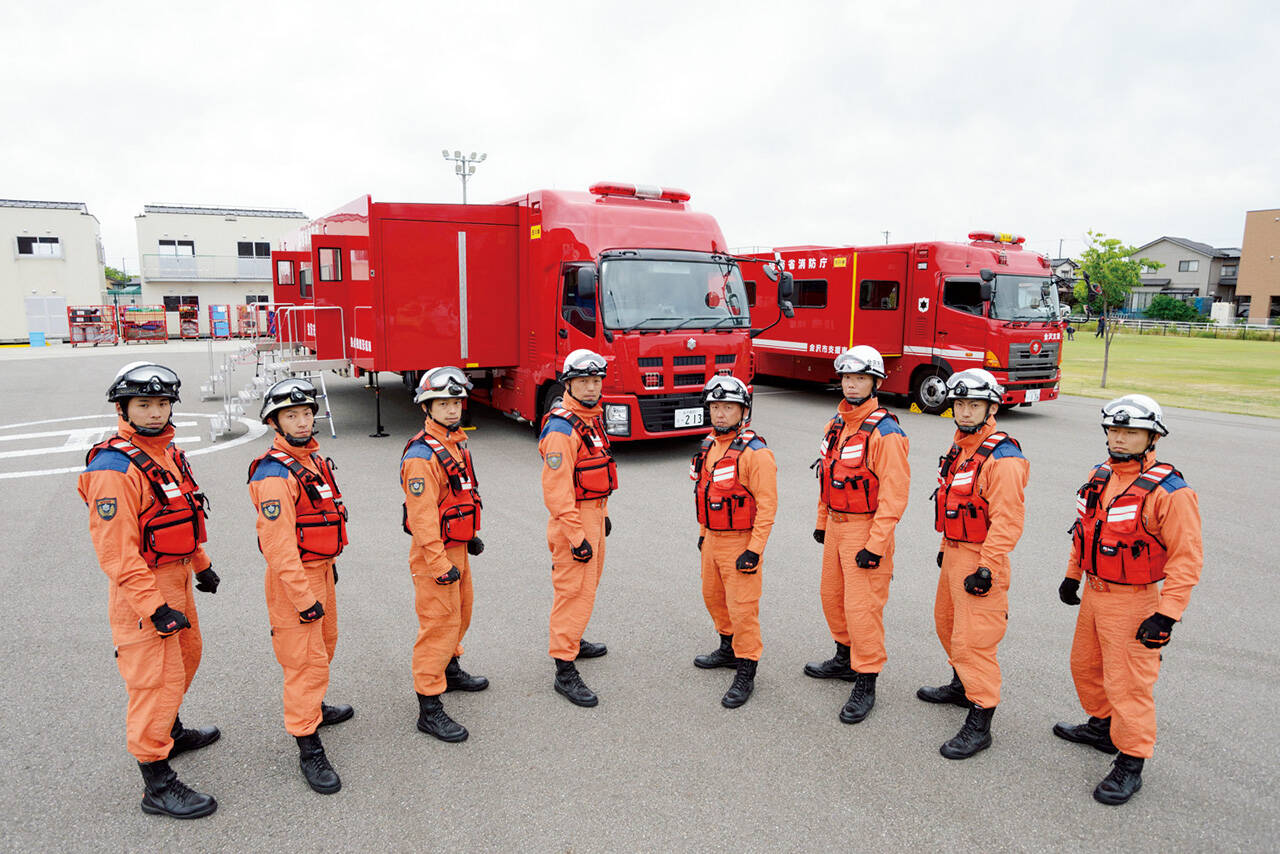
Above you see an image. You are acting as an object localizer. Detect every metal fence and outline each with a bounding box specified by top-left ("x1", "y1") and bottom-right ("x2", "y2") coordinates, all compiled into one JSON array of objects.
[{"x1": 1067, "y1": 316, "x2": 1280, "y2": 341}]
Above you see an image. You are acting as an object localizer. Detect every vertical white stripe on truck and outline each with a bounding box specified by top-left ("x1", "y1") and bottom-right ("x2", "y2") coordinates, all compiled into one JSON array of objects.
[{"x1": 457, "y1": 231, "x2": 468, "y2": 359}]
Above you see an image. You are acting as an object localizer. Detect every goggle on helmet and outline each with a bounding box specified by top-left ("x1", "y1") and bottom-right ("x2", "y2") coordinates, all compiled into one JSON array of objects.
[
  {"x1": 414, "y1": 366, "x2": 473, "y2": 404},
  {"x1": 107, "y1": 363, "x2": 182, "y2": 403},
  {"x1": 260, "y1": 378, "x2": 319, "y2": 423},
  {"x1": 702, "y1": 375, "x2": 751, "y2": 408},
  {"x1": 1101, "y1": 395, "x2": 1168, "y2": 436},
  {"x1": 560, "y1": 349, "x2": 608, "y2": 382},
  {"x1": 945, "y1": 369, "x2": 1005, "y2": 404}
]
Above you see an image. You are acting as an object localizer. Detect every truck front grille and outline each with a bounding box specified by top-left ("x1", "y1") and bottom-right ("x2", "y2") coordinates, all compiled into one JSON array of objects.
[
  {"x1": 673, "y1": 372, "x2": 705, "y2": 387},
  {"x1": 637, "y1": 393, "x2": 706, "y2": 433},
  {"x1": 1008, "y1": 341, "x2": 1059, "y2": 371}
]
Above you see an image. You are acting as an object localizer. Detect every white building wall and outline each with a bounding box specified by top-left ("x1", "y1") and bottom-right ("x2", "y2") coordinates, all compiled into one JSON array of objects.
[{"x1": 0, "y1": 204, "x2": 105, "y2": 342}]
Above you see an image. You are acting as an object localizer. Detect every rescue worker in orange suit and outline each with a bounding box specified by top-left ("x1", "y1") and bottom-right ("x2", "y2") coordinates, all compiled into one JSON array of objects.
[
  {"x1": 248, "y1": 378, "x2": 352, "y2": 795},
  {"x1": 690, "y1": 376, "x2": 779, "y2": 708},
  {"x1": 78, "y1": 362, "x2": 219, "y2": 819},
  {"x1": 803, "y1": 346, "x2": 910, "y2": 724},
  {"x1": 401, "y1": 367, "x2": 489, "y2": 743},
  {"x1": 1053, "y1": 395, "x2": 1202, "y2": 805},
  {"x1": 539, "y1": 349, "x2": 617, "y2": 707},
  {"x1": 917, "y1": 368, "x2": 1029, "y2": 759}
]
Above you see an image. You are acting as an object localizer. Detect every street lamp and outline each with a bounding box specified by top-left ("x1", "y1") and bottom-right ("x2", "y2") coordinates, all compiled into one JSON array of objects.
[{"x1": 442, "y1": 149, "x2": 487, "y2": 204}]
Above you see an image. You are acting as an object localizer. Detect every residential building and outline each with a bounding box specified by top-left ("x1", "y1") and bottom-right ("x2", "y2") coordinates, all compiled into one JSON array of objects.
[
  {"x1": 1237, "y1": 208, "x2": 1280, "y2": 323},
  {"x1": 1050, "y1": 257, "x2": 1080, "y2": 305},
  {"x1": 1128, "y1": 237, "x2": 1240, "y2": 314},
  {"x1": 135, "y1": 204, "x2": 307, "y2": 336}
]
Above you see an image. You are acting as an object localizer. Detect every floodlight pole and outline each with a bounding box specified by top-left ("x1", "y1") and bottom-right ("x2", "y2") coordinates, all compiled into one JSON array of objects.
[{"x1": 441, "y1": 150, "x2": 488, "y2": 204}]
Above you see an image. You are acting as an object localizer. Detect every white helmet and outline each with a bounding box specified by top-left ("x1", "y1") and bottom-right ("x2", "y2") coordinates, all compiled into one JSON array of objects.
[
  {"x1": 1101, "y1": 394, "x2": 1168, "y2": 436},
  {"x1": 560, "y1": 349, "x2": 607, "y2": 382},
  {"x1": 703, "y1": 375, "x2": 751, "y2": 408},
  {"x1": 260, "y1": 377, "x2": 318, "y2": 423},
  {"x1": 108, "y1": 362, "x2": 181, "y2": 402},
  {"x1": 834, "y1": 346, "x2": 887, "y2": 379},
  {"x1": 414, "y1": 366, "x2": 473, "y2": 405},
  {"x1": 945, "y1": 368, "x2": 1005, "y2": 404}
]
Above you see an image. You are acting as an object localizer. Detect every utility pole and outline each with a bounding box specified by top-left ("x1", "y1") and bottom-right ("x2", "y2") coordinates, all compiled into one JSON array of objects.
[
  {"x1": 882, "y1": 230, "x2": 890, "y2": 244},
  {"x1": 442, "y1": 150, "x2": 487, "y2": 204}
]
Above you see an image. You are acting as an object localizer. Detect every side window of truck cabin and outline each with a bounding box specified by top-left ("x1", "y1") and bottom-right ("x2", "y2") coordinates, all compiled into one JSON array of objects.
[
  {"x1": 858, "y1": 280, "x2": 899, "y2": 310},
  {"x1": 561, "y1": 266, "x2": 596, "y2": 337},
  {"x1": 742, "y1": 280, "x2": 757, "y2": 307},
  {"x1": 298, "y1": 262, "x2": 313, "y2": 299},
  {"x1": 318, "y1": 248, "x2": 343, "y2": 282},
  {"x1": 794, "y1": 279, "x2": 827, "y2": 309},
  {"x1": 943, "y1": 279, "x2": 984, "y2": 316}
]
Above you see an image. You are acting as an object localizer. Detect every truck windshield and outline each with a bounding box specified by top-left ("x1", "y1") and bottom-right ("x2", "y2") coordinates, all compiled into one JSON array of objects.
[
  {"x1": 600, "y1": 257, "x2": 751, "y2": 331},
  {"x1": 990, "y1": 275, "x2": 1060, "y2": 322}
]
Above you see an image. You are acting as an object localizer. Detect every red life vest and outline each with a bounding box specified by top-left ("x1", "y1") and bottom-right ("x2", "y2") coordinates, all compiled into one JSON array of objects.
[
  {"x1": 400, "y1": 431, "x2": 482, "y2": 545},
  {"x1": 85, "y1": 436, "x2": 208, "y2": 567},
  {"x1": 1071, "y1": 461, "x2": 1178, "y2": 585},
  {"x1": 542, "y1": 407, "x2": 618, "y2": 500},
  {"x1": 932, "y1": 431, "x2": 1018, "y2": 543},
  {"x1": 247, "y1": 449, "x2": 348, "y2": 560},
  {"x1": 690, "y1": 430, "x2": 764, "y2": 531},
  {"x1": 814, "y1": 408, "x2": 894, "y2": 514}
]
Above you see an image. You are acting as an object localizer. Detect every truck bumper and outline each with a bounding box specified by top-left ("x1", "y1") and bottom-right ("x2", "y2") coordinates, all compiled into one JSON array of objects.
[{"x1": 998, "y1": 379, "x2": 1060, "y2": 405}]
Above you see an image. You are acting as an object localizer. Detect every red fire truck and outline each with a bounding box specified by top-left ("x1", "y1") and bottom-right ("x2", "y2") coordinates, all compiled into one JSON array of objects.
[
  {"x1": 741, "y1": 232, "x2": 1064, "y2": 413},
  {"x1": 271, "y1": 184, "x2": 782, "y2": 439}
]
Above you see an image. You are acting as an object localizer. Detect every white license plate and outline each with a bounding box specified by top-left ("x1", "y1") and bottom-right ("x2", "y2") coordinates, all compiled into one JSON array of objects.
[
  {"x1": 674, "y1": 407, "x2": 704, "y2": 427},
  {"x1": 1025, "y1": 389, "x2": 1041, "y2": 403}
]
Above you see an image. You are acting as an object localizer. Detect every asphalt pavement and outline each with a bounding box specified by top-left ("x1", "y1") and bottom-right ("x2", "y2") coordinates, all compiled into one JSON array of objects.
[{"x1": 1, "y1": 342, "x2": 1276, "y2": 851}]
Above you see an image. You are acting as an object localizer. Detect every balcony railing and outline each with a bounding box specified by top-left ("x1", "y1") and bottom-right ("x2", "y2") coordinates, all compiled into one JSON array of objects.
[{"x1": 141, "y1": 254, "x2": 272, "y2": 281}]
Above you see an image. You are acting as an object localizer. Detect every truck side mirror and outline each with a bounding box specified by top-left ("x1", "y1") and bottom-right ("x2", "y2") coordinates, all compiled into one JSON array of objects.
[
  {"x1": 576, "y1": 265, "x2": 597, "y2": 302},
  {"x1": 980, "y1": 268, "x2": 995, "y2": 282},
  {"x1": 979, "y1": 282, "x2": 992, "y2": 302},
  {"x1": 778, "y1": 271, "x2": 795, "y2": 302},
  {"x1": 781, "y1": 301, "x2": 795, "y2": 319}
]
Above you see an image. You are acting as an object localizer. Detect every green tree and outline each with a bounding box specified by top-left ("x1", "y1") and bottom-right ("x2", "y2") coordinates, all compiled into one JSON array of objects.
[
  {"x1": 1145, "y1": 294, "x2": 1199, "y2": 322},
  {"x1": 104, "y1": 265, "x2": 130, "y2": 284},
  {"x1": 1075, "y1": 231, "x2": 1160, "y2": 387}
]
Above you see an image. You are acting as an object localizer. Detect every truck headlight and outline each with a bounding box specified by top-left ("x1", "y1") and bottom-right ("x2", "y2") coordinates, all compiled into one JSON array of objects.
[{"x1": 603, "y1": 403, "x2": 630, "y2": 437}]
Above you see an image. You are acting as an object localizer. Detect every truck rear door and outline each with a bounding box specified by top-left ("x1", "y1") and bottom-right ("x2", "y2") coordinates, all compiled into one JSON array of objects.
[{"x1": 848, "y1": 250, "x2": 907, "y2": 357}]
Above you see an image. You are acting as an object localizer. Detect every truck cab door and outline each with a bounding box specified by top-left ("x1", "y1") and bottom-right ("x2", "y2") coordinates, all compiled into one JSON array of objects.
[
  {"x1": 557, "y1": 263, "x2": 601, "y2": 360},
  {"x1": 936, "y1": 276, "x2": 991, "y2": 365}
]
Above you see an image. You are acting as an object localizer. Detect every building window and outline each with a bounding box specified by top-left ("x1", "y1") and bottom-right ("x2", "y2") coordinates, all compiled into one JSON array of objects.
[
  {"x1": 237, "y1": 241, "x2": 271, "y2": 258},
  {"x1": 1177, "y1": 260, "x2": 1199, "y2": 272},
  {"x1": 162, "y1": 295, "x2": 199, "y2": 311},
  {"x1": 943, "y1": 279, "x2": 985, "y2": 316},
  {"x1": 858, "y1": 280, "x2": 900, "y2": 310},
  {"x1": 159, "y1": 239, "x2": 195, "y2": 255},
  {"x1": 1139, "y1": 264, "x2": 1157, "y2": 275},
  {"x1": 245, "y1": 294, "x2": 270, "y2": 304},
  {"x1": 318, "y1": 248, "x2": 343, "y2": 282},
  {"x1": 1270, "y1": 297, "x2": 1280, "y2": 320},
  {"x1": 16, "y1": 236, "x2": 62, "y2": 257},
  {"x1": 794, "y1": 279, "x2": 828, "y2": 309},
  {"x1": 1221, "y1": 265, "x2": 1237, "y2": 277}
]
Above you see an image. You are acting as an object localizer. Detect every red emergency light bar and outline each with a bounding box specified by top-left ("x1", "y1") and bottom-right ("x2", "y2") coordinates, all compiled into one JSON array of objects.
[
  {"x1": 969, "y1": 230, "x2": 1026, "y2": 245},
  {"x1": 589, "y1": 182, "x2": 691, "y2": 203}
]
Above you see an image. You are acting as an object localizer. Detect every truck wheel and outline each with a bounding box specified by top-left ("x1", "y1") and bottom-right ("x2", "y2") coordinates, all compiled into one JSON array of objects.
[
  {"x1": 539, "y1": 382, "x2": 565, "y2": 423},
  {"x1": 911, "y1": 367, "x2": 951, "y2": 415}
]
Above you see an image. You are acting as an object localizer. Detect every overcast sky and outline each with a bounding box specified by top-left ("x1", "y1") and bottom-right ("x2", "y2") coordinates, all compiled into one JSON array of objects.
[{"x1": 3, "y1": 0, "x2": 1275, "y2": 271}]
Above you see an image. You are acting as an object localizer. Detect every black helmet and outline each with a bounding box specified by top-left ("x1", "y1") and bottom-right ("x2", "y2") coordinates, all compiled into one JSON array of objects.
[{"x1": 107, "y1": 362, "x2": 181, "y2": 403}]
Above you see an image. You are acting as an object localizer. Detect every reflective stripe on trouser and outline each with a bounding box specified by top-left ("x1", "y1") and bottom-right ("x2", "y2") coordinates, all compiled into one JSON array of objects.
[
  {"x1": 267, "y1": 559, "x2": 337, "y2": 737},
  {"x1": 700, "y1": 530, "x2": 763, "y2": 661},
  {"x1": 411, "y1": 545, "x2": 473, "y2": 696},
  {"x1": 112, "y1": 560, "x2": 201, "y2": 763},
  {"x1": 1070, "y1": 578, "x2": 1162, "y2": 758},
  {"x1": 933, "y1": 544, "x2": 1009, "y2": 708},
  {"x1": 548, "y1": 499, "x2": 606, "y2": 660},
  {"x1": 818, "y1": 511, "x2": 893, "y2": 673}
]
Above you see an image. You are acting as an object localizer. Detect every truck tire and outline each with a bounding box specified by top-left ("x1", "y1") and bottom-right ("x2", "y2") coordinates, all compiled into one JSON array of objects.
[
  {"x1": 911, "y1": 367, "x2": 951, "y2": 415},
  {"x1": 538, "y1": 382, "x2": 565, "y2": 425}
]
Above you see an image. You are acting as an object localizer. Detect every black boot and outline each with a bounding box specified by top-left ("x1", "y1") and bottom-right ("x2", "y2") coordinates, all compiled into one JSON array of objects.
[
  {"x1": 721, "y1": 658, "x2": 758, "y2": 709},
  {"x1": 319, "y1": 702, "x2": 355, "y2": 727},
  {"x1": 1053, "y1": 716, "x2": 1118, "y2": 754},
  {"x1": 917, "y1": 668, "x2": 969, "y2": 707},
  {"x1": 839, "y1": 672, "x2": 877, "y2": 724},
  {"x1": 296, "y1": 733, "x2": 341, "y2": 794},
  {"x1": 166, "y1": 716, "x2": 220, "y2": 759},
  {"x1": 694, "y1": 634, "x2": 736, "y2": 669},
  {"x1": 577, "y1": 639, "x2": 608, "y2": 659},
  {"x1": 1094, "y1": 752, "x2": 1144, "y2": 805},
  {"x1": 416, "y1": 693, "x2": 469, "y2": 741},
  {"x1": 445, "y1": 656, "x2": 490, "y2": 692},
  {"x1": 803, "y1": 642, "x2": 856, "y2": 681},
  {"x1": 940, "y1": 703, "x2": 995, "y2": 759},
  {"x1": 553, "y1": 659, "x2": 599, "y2": 707},
  {"x1": 138, "y1": 759, "x2": 217, "y2": 819}
]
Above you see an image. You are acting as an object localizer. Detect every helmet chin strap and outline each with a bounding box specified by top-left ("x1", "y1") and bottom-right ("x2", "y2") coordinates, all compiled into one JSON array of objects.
[
  {"x1": 122, "y1": 405, "x2": 170, "y2": 438},
  {"x1": 845, "y1": 394, "x2": 873, "y2": 406},
  {"x1": 955, "y1": 404, "x2": 994, "y2": 434},
  {"x1": 430, "y1": 414, "x2": 462, "y2": 433},
  {"x1": 1108, "y1": 434, "x2": 1156, "y2": 462},
  {"x1": 565, "y1": 387, "x2": 599, "y2": 409}
]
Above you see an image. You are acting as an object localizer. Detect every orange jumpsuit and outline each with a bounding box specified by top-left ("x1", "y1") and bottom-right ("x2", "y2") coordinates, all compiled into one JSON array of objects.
[
  {"x1": 815, "y1": 398, "x2": 911, "y2": 674},
  {"x1": 249, "y1": 435, "x2": 339, "y2": 737},
  {"x1": 540, "y1": 396, "x2": 611, "y2": 661},
  {"x1": 1066, "y1": 452, "x2": 1202, "y2": 758},
  {"x1": 78, "y1": 418, "x2": 210, "y2": 763},
  {"x1": 402, "y1": 418, "x2": 476, "y2": 696},
  {"x1": 933, "y1": 417, "x2": 1028, "y2": 709},
  {"x1": 697, "y1": 431, "x2": 778, "y2": 661}
]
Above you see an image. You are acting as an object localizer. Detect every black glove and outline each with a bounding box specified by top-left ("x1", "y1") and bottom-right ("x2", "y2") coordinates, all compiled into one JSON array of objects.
[
  {"x1": 855, "y1": 548, "x2": 882, "y2": 569},
  {"x1": 571, "y1": 539, "x2": 593, "y2": 563},
  {"x1": 333, "y1": 564, "x2": 338, "y2": 585},
  {"x1": 434, "y1": 566, "x2": 461, "y2": 586},
  {"x1": 150, "y1": 604, "x2": 190, "y2": 637},
  {"x1": 467, "y1": 537, "x2": 485, "y2": 556},
  {"x1": 299, "y1": 601, "x2": 325, "y2": 623},
  {"x1": 1059, "y1": 577, "x2": 1081, "y2": 606},
  {"x1": 937, "y1": 551, "x2": 944, "y2": 568},
  {"x1": 1136, "y1": 613, "x2": 1175, "y2": 649},
  {"x1": 697, "y1": 535, "x2": 704, "y2": 551},
  {"x1": 963, "y1": 567, "x2": 993, "y2": 597},
  {"x1": 813, "y1": 529, "x2": 825, "y2": 545},
  {"x1": 605, "y1": 517, "x2": 612, "y2": 537},
  {"x1": 736, "y1": 550, "x2": 760, "y2": 573},
  {"x1": 194, "y1": 567, "x2": 220, "y2": 594}
]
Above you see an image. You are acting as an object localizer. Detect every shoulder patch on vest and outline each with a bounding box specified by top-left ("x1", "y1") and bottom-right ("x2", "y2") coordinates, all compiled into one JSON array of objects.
[
  {"x1": 874, "y1": 418, "x2": 906, "y2": 437},
  {"x1": 259, "y1": 499, "x2": 281, "y2": 520},
  {"x1": 746, "y1": 437, "x2": 767, "y2": 451},
  {"x1": 401, "y1": 443, "x2": 435, "y2": 462},
  {"x1": 85, "y1": 449, "x2": 131, "y2": 474},
  {"x1": 544, "y1": 452, "x2": 563, "y2": 470},
  {"x1": 250, "y1": 457, "x2": 290, "y2": 481},
  {"x1": 539, "y1": 417, "x2": 573, "y2": 440},
  {"x1": 1159, "y1": 474, "x2": 1189, "y2": 493},
  {"x1": 95, "y1": 497, "x2": 117, "y2": 520},
  {"x1": 990, "y1": 439, "x2": 1025, "y2": 460},
  {"x1": 408, "y1": 477, "x2": 425, "y2": 496}
]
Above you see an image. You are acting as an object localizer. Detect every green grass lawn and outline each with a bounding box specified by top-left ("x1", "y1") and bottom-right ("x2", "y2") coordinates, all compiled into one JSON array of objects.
[{"x1": 1059, "y1": 331, "x2": 1280, "y2": 418}]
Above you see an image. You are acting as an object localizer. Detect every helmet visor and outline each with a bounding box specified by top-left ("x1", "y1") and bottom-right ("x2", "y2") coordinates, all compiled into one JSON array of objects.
[
  {"x1": 566, "y1": 354, "x2": 607, "y2": 376},
  {"x1": 834, "y1": 353, "x2": 872, "y2": 374},
  {"x1": 268, "y1": 378, "x2": 317, "y2": 405},
  {"x1": 948, "y1": 377, "x2": 998, "y2": 398},
  {"x1": 1101, "y1": 399, "x2": 1162, "y2": 430},
  {"x1": 114, "y1": 364, "x2": 181, "y2": 397},
  {"x1": 703, "y1": 375, "x2": 748, "y2": 402}
]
